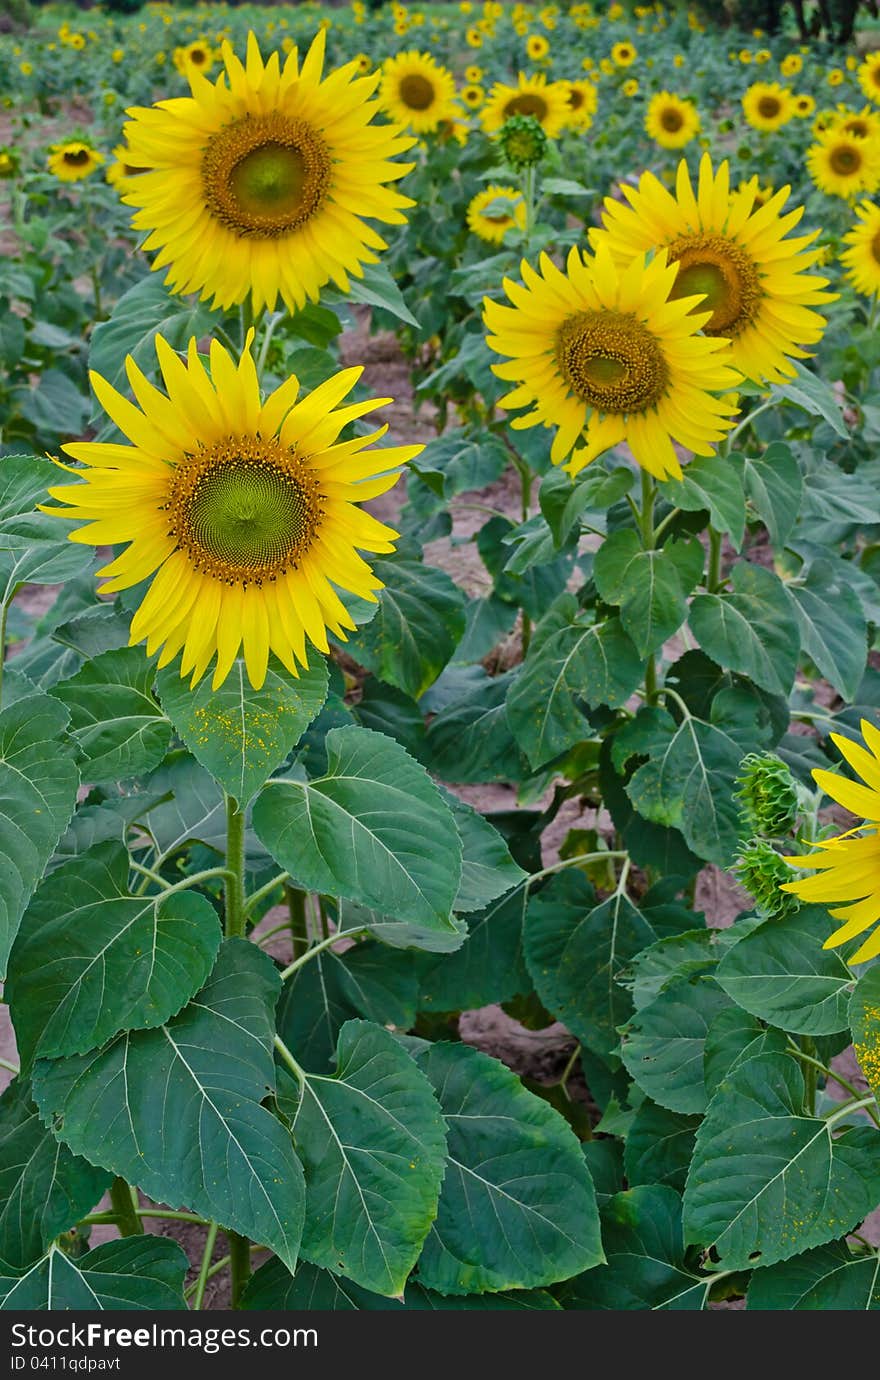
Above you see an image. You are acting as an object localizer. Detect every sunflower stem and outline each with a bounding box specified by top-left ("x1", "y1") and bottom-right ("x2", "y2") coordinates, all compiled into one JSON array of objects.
[
  {"x1": 801, "y1": 1035, "x2": 818, "y2": 1115},
  {"x1": 0, "y1": 597, "x2": 8, "y2": 711},
  {"x1": 224, "y1": 796, "x2": 247, "y2": 939},
  {"x1": 228, "y1": 1230, "x2": 252, "y2": 1309},
  {"x1": 191, "y1": 1223, "x2": 219, "y2": 1312},
  {"x1": 707, "y1": 525, "x2": 723, "y2": 592},
  {"x1": 256, "y1": 311, "x2": 282, "y2": 374},
  {"x1": 285, "y1": 883, "x2": 309, "y2": 960},
  {"x1": 522, "y1": 163, "x2": 536, "y2": 243},
  {"x1": 868, "y1": 292, "x2": 878, "y2": 332},
  {"x1": 109, "y1": 1178, "x2": 143, "y2": 1237},
  {"x1": 639, "y1": 471, "x2": 658, "y2": 701}
]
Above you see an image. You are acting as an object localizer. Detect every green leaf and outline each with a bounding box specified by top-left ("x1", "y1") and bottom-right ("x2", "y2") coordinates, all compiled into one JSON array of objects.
[
  {"x1": 0, "y1": 692, "x2": 79, "y2": 977},
  {"x1": 689, "y1": 563, "x2": 800, "y2": 697},
  {"x1": 506, "y1": 617, "x2": 642, "y2": 769},
  {"x1": 344, "y1": 558, "x2": 466, "y2": 699},
  {"x1": 88, "y1": 276, "x2": 217, "y2": 402},
  {"x1": 849, "y1": 966, "x2": 880, "y2": 1103},
  {"x1": 558, "y1": 1186, "x2": 711, "y2": 1310},
  {"x1": 32, "y1": 942, "x2": 305, "y2": 1270},
  {"x1": 138, "y1": 753, "x2": 227, "y2": 857},
  {"x1": 417, "y1": 887, "x2": 531, "y2": 1012},
  {"x1": 452, "y1": 594, "x2": 518, "y2": 665},
  {"x1": 285, "y1": 1020, "x2": 447, "y2": 1297},
  {"x1": 703, "y1": 1007, "x2": 788, "y2": 1096},
  {"x1": 747, "y1": 1241, "x2": 880, "y2": 1310},
  {"x1": 411, "y1": 430, "x2": 508, "y2": 499},
  {"x1": 0, "y1": 1079, "x2": 110, "y2": 1269},
  {"x1": 0, "y1": 455, "x2": 93, "y2": 604},
  {"x1": 594, "y1": 531, "x2": 694, "y2": 656},
  {"x1": 741, "y1": 442, "x2": 803, "y2": 550},
  {"x1": 50, "y1": 647, "x2": 170, "y2": 785},
  {"x1": 715, "y1": 909, "x2": 856, "y2": 1036},
  {"x1": 621, "y1": 978, "x2": 732, "y2": 1113},
  {"x1": 786, "y1": 561, "x2": 867, "y2": 701},
  {"x1": 242, "y1": 1257, "x2": 558, "y2": 1310},
  {"x1": 254, "y1": 727, "x2": 462, "y2": 931},
  {"x1": 444, "y1": 791, "x2": 527, "y2": 914},
  {"x1": 659, "y1": 452, "x2": 746, "y2": 550},
  {"x1": 20, "y1": 371, "x2": 89, "y2": 442},
  {"x1": 539, "y1": 465, "x2": 634, "y2": 546},
  {"x1": 773, "y1": 360, "x2": 847, "y2": 437},
  {"x1": 629, "y1": 928, "x2": 721, "y2": 1010},
  {"x1": 157, "y1": 656, "x2": 328, "y2": 807},
  {"x1": 0, "y1": 1239, "x2": 189, "y2": 1311},
  {"x1": 7, "y1": 841, "x2": 221, "y2": 1070},
  {"x1": 423, "y1": 671, "x2": 528, "y2": 783},
  {"x1": 683, "y1": 1053, "x2": 880, "y2": 1271},
  {"x1": 625, "y1": 708, "x2": 744, "y2": 866},
  {"x1": 524, "y1": 872, "x2": 658, "y2": 1058},
  {"x1": 624, "y1": 1101, "x2": 700, "y2": 1194},
  {"x1": 341, "y1": 261, "x2": 419, "y2": 327},
  {"x1": 414, "y1": 1043, "x2": 603, "y2": 1293}
]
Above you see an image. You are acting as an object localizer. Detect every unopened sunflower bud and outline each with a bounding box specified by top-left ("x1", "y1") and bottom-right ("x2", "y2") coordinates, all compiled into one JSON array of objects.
[
  {"x1": 498, "y1": 114, "x2": 547, "y2": 169},
  {"x1": 735, "y1": 752, "x2": 799, "y2": 838},
  {"x1": 735, "y1": 838, "x2": 799, "y2": 917}
]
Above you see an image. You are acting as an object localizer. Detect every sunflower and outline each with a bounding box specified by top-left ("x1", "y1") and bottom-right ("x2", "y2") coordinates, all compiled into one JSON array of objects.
[
  {"x1": 43, "y1": 334, "x2": 420, "y2": 692},
  {"x1": 858, "y1": 52, "x2": 880, "y2": 104},
  {"x1": 742, "y1": 81, "x2": 796, "y2": 132},
  {"x1": 841, "y1": 199, "x2": 880, "y2": 296},
  {"x1": 465, "y1": 64, "x2": 483, "y2": 83},
  {"x1": 833, "y1": 105, "x2": 880, "y2": 142},
  {"x1": 380, "y1": 49, "x2": 456, "y2": 133},
  {"x1": 460, "y1": 83, "x2": 485, "y2": 109},
  {"x1": 827, "y1": 68, "x2": 845, "y2": 88},
  {"x1": 482, "y1": 71, "x2": 571, "y2": 137},
  {"x1": 807, "y1": 129, "x2": 880, "y2": 198},
  {"x1": 793, "y1": 93, "x2": 815, "y2": 118},
  {"x1": 173, "y1": 40, "x2": 215, "y2": 77},
  {"x1": 483, "y1": 242, "x2": 741, "y2": 479},
  {"x1": 526, "y1": 33, "x2": 550, "y2": 60},
  {"x1": 466, "y1": 26, "x2": 483, "y2": 47},
  {"x1": 0, "y1": 147, "x2": 19, "y2": 179},
  {"x1": 563, "y1": 79, "x2": 597, "y2": 129},
  {"x1": 47, "y1": 141, "x2": 104, "y2": 183},
  {"x1": 611, "y1": 41, "x2": 637, "y2": 67},
  {"x1": 593, "y1": 154, "x2": 835, "y2": 386},
  {"x1": 466, "y1": 184, "x2": 526, "y2": 244},
  {"x1": 354, "y1": 53, "x2": 371, "y2": 74},
  {"x1": 645, "y1": 91, "x2": 700, "y2": 148},
  {"x1": 780, "y1": 53, "x2": 802, "y2": 77},
  {"x1": 122, "y1": 31, "x2": 414, "y2": 316},
  {"x1": 780, "y1": 722, "x2": 880, "y2": 964},
  {"x1": 622, "y1": 78, "x2": 639, "y2": 97}
]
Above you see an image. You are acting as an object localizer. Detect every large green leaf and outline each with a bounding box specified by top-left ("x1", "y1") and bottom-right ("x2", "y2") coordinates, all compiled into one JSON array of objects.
[
  {"x1": 506, "y1": 616, "x2": 642, "y2": 769},
  {"x1": 88, "y1": 276, "x2": 217, "y2": 401},
  {"x1": 411, "y1": 430, "x2": 508, "y2": 500},
  {"x1": 7, "y1": 841, "x2": 221, "y2": 1070},
  {"x1": 50, "y1": 646, "x2": 170, "y2": 785},
  {"x1": 423, "y1": 671, "x2": 527, "y2": 783},
  {"x1": 242, "y1": 1257, "x2": 558, "y2": 1310},
  {"x1": 444, "y1": 791, "x2": 527, "y2": 914},
  {"x1": 0, "y1": 1079, "x2": 110, "y2": 1269},
  {"x1": 849, "y1": 966, "x2": 880, "y2": 1103},
  {"x1": 747, "y1": 1242, "x2": 880, "y2": 1310},
  {"x1": 344, "y1": 558, "x2": 466, "y2": 699},
  {"x1": 703, "y1": 1006, "x2": 788, "y2": 1096},
  {"x1": 0, "y1": 693, "x2": 79, "y2": 976},
  {"x1": 414, "y1": 1043, "x2": 603, "y2": 1294},
  {"x1": 139, "y1": 754, "x2": 227, "y2": 858},
  {"x1": 0, "y1": 455, "x2": 94, "y2": 605},
  {"x1": 715, "y1": 909, "x2": 856, "y2": 1036},
  {"x1": 689, "y1": 564, "x2": 800, "y2": 697},
  {"x1": 773, "y1": 360, "x2": 847, "y2": 437},
  {"x1": 157, "y1": 656, "x2": 328, "y2": 807},
  {"x1": 683, "y1": 1053, "x2": 880, "y2": 1271},
  {"x1": 621, "y1": 977, "x2": 732, "y2": 1114},
  {"x1": 254, "y1": 727, "x2": 462, "y2": 931},
  {"x1": 659, "y1": 452, "x2": 746, "y2": 550},
  {"x1": 0, "y1": 1239, "x2": 188, "y2": 1311},
  {"x1": 623, "y1": 1101, "x2": 700, "y2": 1194},
  {"x1": 786, "y1": 561, "x2": 867, "y2": 701},
  {"x1": 558, "y1": 1186, "x2": 711, "y2": 1310},
  {"x1": 417, "y1": 886, "x2": 531, "y2": 1013},
  {"x1": 32, "y1": 941, "x2": 305, "y2": 1269},
  {"x1": 741, "y1": 443, "x2": 803, "y2": 551},
  {"x1": 524, "y1": 871, "x2": 658, "y2": 1058},
  {"x1": 594, "y1": 531, "x2": 698, "y2": 657},
  {"x1": 284, "y1": 1020, "x2": 447, "y2": 1297}
]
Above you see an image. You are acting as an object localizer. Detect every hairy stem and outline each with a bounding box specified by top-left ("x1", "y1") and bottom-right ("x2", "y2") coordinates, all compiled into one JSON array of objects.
[
  {"x1": 109, "y1": 1178, "x2": 143, "y2": 1237},
  {"x1": 224, "y1": 796, "x2": 247, "y2": 939},
  {"x1": 228, "y1": 1231, "x2": 252, "y2": 1309},
  {"x1": 285, "y1": 884, "x2": 309, "y2": 960}
]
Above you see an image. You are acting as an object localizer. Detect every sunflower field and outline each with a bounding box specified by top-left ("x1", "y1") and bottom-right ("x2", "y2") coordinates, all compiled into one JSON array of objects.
[{"x1": 1, "y1": 0, "x2": 880, "y2": 1322}]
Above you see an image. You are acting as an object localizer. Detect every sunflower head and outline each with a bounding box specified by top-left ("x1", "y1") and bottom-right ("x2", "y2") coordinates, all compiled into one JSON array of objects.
[
  {"x1": 736, "y1": 839, "x2": 800, "y2": 918},
  {"x1": 563, "y1": 79, "x2": 598, "y2": 129},
  {"x1": 0, "y1": 147, "x2": 20, "y2": 179},
  {"x1": 44, "y1": 333, "x2": 422, "y2": 692},
  {"x1": 841, "y1": 197, "x2": 880, "y2": 298},
  {"x1": 466, "y1": 184, "x2": 526, "y2": 244},
  {"x1": 735, "y1": 752, "x2": 800, "y2": 838},
  {"x1": 858, "y1": 52, "x2": 880, "y2": 104},
  {"x1": 122, "y1": 30, "x2": 415, "y2": 315},
  {"x1": 497, "y1": 113, "x2": 547, "y2": 169},
  {"x1": 742, "y1": 81, "x2": 796, "y2": 132},
  {"x1": 807, "y1": 128, "x2": 880, "y2": 199},
  {"x1": 48, "y1": 140, "x2": 104, "y2": 183},
  {"x1": 380, "y1": 49, "x2": 457, "y2": 133},
  {"x1": 482, "y1": 71, "x2": 571, "y2": 138},
  {"x1": 645, "y1": 91, "x2": 699, "y2": 148}
]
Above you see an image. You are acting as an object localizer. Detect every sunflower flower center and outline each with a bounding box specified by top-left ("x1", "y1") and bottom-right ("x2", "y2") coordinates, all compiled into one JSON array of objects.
[
  {"x1": 64, "y1": 148, "x2": 90, "y2": 166},
  {"x1": 569, "y1": 89, "x2": 584, "y2": 110},
  {"x1": 555, "y1": 310, "x2": 670, "y2": 414},
  {"x1": 660, "y1": 107, "x2": 684, "y2": 132},
  {"x1": 399, "y1": 73, "x2": 436, "y2": 110},
  {"x1": 504, "y1": 94, "x2": 548, "y2": 120},
  {"x1": 667, "y1": 232, "x2": 761, "y2": 336},
  {"x1": 757, "y1": 96, "x2": 781, "y2": 119},
  {"x1": 166, "y1": 435, "x2": 324, "y2": 586},
  {"x1": 202, "y1": 112, "x2": 331, "y2": 240},
  {"x1": 830, "y1": 144, "x2": 861, "y2": 176}
]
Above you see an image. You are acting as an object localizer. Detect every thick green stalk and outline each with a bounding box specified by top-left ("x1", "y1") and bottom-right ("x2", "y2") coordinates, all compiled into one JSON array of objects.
[
  {"x1": 285, "y1": 884, "x2": 309, "y2": 960},
  {"x1": 192, "y1": 1223, "x2": 219, "y2": 1312},
  {"x1": 109, "y1": 1178, "x2": 143, "y2": 1237},
  {"x1": 639, "y1": 471, "x2": 657, "y2": 701},
  {"x1": 707, "y1": 525, "x2": 723, "y2": 592},
  {"x1": 228, "y1": 1231, "x2": 252, "y2": 1309},
  {"x1": 0, "y1": 598, "x2": 8, "y2": 710},
  {"x1": 801, "y1": 1035, "x2": 817, "y2": 1115},
  {"x1": 224, "y1": 796, "x2": 247, "y2": 939}
]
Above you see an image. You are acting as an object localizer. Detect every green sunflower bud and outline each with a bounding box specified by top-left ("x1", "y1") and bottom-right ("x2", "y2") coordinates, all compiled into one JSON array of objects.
[
  {"x1": 734, "y1": 838, "x2": 800, "y2": 918},
  {"x1": 735, "y1": 751, "x2": 799, "y2": 838},
  {"x1": 498, "y1": 114, "x2": 547, "y2": 170}
]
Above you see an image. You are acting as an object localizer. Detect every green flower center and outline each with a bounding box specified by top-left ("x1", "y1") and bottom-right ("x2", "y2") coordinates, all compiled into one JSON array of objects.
[
  {"x1": 399, "y1": 73, "x2": 436, "y2": 110},
  {"x1": 202, "y1": 112, "x2": 331, "y2": 239},
  {"x1": 166, "y1": 435, "x2": 324, "y2": 586},
  {"x1": 555, "y1": 309, "x2": 670, "y2": 414},
  {"x1": 667, "y1": 231, "x2": 761, "y2": 337}
]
